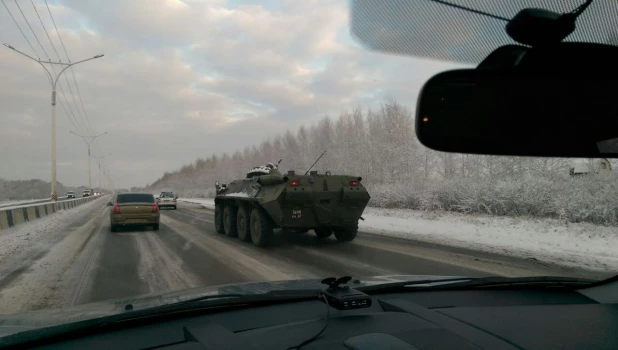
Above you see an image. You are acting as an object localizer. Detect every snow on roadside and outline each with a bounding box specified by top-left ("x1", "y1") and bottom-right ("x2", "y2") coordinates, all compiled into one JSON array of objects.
[
  {"x1": 178, "y1": 198, "x2": 215, "y2": 210},
  {"x1": 0, "y1": 195, "x2": 110, "y2": 314},
  {"x1": 0, "y1": 196, "x2": 108, "y2": 270},
  {"x1": 179, "y1": 197, "x2": 618, "y2": 273},
  {"x1": 360, "y1": 207, "x2": 618, "y2": 273}
]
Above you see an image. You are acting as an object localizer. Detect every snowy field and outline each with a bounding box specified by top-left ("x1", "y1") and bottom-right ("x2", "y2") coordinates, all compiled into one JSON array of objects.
[{"x1": 179, "y1": 197, "x2": 618, "y2": 272}]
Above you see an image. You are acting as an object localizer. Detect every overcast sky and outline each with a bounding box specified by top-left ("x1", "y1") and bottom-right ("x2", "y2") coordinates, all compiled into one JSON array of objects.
[{"x1": 0, "y1": 0, "x2": 459, "y2": 189}]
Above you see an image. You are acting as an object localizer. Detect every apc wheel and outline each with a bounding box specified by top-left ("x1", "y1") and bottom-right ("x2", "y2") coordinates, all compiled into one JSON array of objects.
[
  {"x1": 334, "y1": 224, "x2": 358, "y2": 242},
  {"x1": 250, "y1": 207, "x2": 273, "y2": 247},
  {"x1": 314, "y1": 228, "x2": 333, "y2": 238},
  {"x1": 223, "y1": 205, "x2": 238, "y2": 237},
  {"x1": 295, "y1": 228, "x2": 310, "y2": 234},
  {"x1": 236, "y1": 206, "x2": 251, "y2": 242},
  {"x1": 214, "y1": 202, "x2": 225, "y2": 234}
]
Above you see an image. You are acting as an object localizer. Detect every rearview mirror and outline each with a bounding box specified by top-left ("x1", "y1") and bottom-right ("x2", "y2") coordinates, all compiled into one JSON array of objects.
[{"x1": 416, "y1": 69, "x2": 618, "y2": 157}]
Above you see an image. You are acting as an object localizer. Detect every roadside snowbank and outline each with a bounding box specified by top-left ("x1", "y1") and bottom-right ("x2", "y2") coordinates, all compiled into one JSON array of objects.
[
  {"x1": 360, "y1": 207, "x2": 618, "y2": 272},
  {"x1": 179, "y1": 197, "x2": 618, "y2": 272},
  {"x1": 0, "y1": 196, "x2": 108, "y2": 272},
  {"x1": 178, "y1": 198, "x2": 215, "y2": 210}
]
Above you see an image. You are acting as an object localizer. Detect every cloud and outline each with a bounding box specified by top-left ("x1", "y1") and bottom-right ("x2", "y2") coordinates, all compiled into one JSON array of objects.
[{"x1": 0, "y1": 0, "x2": 459, "y2": 190}]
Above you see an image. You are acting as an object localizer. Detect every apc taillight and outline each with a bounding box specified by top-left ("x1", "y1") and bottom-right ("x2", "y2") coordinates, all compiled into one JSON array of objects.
[
  {"x1": 350, "y1": 180, "x2": 360, "y2": 186},
  {"x1": 289, "y1": 180, "x2": 299, "y2": 187},
  {"x1": 113, "y1": 204, "x2": 121, "y2": 214},
  {"x1": 152, "y1": 204, "x2": 159, "y2": 213}
]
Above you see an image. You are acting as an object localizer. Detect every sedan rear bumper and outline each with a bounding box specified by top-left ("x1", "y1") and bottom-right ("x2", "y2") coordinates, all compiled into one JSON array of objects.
[{"x1": 111, "y1": 215, "x2": 160, "y2": 225}]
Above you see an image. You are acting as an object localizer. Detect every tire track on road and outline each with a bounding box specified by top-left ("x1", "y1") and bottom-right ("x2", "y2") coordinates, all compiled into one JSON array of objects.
[
  {"x1": 159, "y1": 213, "x2": 319, "y2": 282},
  {"x1": 85, "y1": 229, "x2": 145, "y2": 305},
  {"x1": 66, "y1": 211, "x2": 109, "y2": 306},
  {"x1": 135, "y1": 230, "x2": 203, "y2": 295},
  {"x1": 164, "y1": 203, "x2": 488, "y2": 278},
  {"x1": 166, "y1": 202, "x2": 571, "y2": 279}
]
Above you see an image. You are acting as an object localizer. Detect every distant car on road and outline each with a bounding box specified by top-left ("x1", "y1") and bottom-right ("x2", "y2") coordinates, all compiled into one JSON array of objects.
[
  {"x1": 82, "y1": 190, "x2": 90, "y2": 197},
  {"x1": 108, "y1": 192, "x2": 160, "y2": 232},
  {"x1": 66, "y1": 191, "x2": 75, "y2": 199},
  {"x1": 157, "y1": 192, "x2": 177, "y2": 210}
]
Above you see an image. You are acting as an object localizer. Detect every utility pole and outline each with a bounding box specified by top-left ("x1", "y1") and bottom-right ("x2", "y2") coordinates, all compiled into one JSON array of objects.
[
  {"x1": 3, "y1": 44, "x2": 103, "y2": 201},
  {"x1": 69, "y1": 131, "x2": 108, "y2": 195}
]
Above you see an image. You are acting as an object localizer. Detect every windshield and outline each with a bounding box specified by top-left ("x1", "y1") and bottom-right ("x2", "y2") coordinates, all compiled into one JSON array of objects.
[{"x1": 0, "y1": 0, "x2": 616, "y2": 335}]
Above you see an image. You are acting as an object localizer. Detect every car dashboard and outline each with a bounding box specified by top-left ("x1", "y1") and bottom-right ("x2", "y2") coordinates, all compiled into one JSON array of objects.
[{"x1": 18, "y1": 281, "x2": 618, "y2": 350}]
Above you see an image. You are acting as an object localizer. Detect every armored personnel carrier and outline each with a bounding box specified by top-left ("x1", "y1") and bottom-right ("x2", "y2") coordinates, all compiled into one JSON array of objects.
[{"x1": 214, "y1": 162, "x2": 370, "y2": 247}]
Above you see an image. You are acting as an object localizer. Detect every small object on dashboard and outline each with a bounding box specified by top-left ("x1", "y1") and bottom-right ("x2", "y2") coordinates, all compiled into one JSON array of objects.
[{"x1": 321, "y1": 276, "x2": 371, "y2": 310}]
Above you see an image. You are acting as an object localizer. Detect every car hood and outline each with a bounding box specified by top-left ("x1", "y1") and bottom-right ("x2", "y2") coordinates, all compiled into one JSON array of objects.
[{"x1": 0, "y1": 274, "x2": 463, "y2": 337}]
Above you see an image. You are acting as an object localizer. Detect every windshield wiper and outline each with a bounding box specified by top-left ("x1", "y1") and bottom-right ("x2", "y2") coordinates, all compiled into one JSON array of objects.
[{"x1": 357, "y1": 276, "x2": 597, "y2": 294}]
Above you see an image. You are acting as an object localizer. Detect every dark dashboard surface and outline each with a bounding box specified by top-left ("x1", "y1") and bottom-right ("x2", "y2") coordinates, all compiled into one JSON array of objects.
[{"x1": 18, "y1": 289, "x2": 618, "y2": 350}]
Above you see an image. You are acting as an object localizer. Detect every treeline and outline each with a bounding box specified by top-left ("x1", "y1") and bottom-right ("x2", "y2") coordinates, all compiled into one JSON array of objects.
[{"x1": 145, "y1": 100, "x2": 618, "y2": 225}]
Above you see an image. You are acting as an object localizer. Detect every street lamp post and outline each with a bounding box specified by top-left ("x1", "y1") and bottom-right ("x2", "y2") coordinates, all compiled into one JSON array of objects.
[
  {"x1": 92, "y1": 153, "x2": 112, "y2": 191},
  {"x1": 3, "y1": 43, "x2": 103, "y2": 201},
  {"x1": 103, "y1": 169, "x2": 117, "y2": 194},
  {"x1": 69, "y1": 131, "x2": 108, "y2": 195}
]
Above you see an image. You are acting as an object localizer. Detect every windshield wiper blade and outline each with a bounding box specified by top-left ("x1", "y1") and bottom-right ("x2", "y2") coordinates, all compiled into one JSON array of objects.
[
  {"x1": 427, "y1": 276, "x2": 596, "y2": 290},
  {"x1": 173, "y1": 289, "x2": 321, "y2": 305},
  {"x1": 174, "y1": 293, "x2": 245, "y2": 304},
  {"x1": 358, "y1": 276, "x2": 596, "y2": 294}
]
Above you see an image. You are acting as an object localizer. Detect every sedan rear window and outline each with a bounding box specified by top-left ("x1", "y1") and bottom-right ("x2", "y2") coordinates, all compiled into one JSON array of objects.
[
  {"x1": 117, "y1": 194, "x2": 155, "y2": 204},
  {"x1": 160, "y1": 193, "x2": 174, "y2": 198}
]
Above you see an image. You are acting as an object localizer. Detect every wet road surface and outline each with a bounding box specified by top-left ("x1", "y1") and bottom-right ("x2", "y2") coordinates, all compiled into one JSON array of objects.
[{"x1": 0, "y1": 199, "x2": 600, "y2": 314}]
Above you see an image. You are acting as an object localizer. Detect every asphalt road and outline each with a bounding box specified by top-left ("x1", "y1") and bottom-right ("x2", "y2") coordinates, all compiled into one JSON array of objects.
[{"x1": 0, "y1": 200, "x2": 604, "y2": 315}]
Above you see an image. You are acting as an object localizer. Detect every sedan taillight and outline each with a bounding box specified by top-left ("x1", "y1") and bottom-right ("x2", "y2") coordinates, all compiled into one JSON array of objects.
[
  {"x1": 113, "y1": 205, "x2": 121, "y2": 214},
  {"x1": 152, "y1": 204, "x2": 158, "y2": 213}
]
